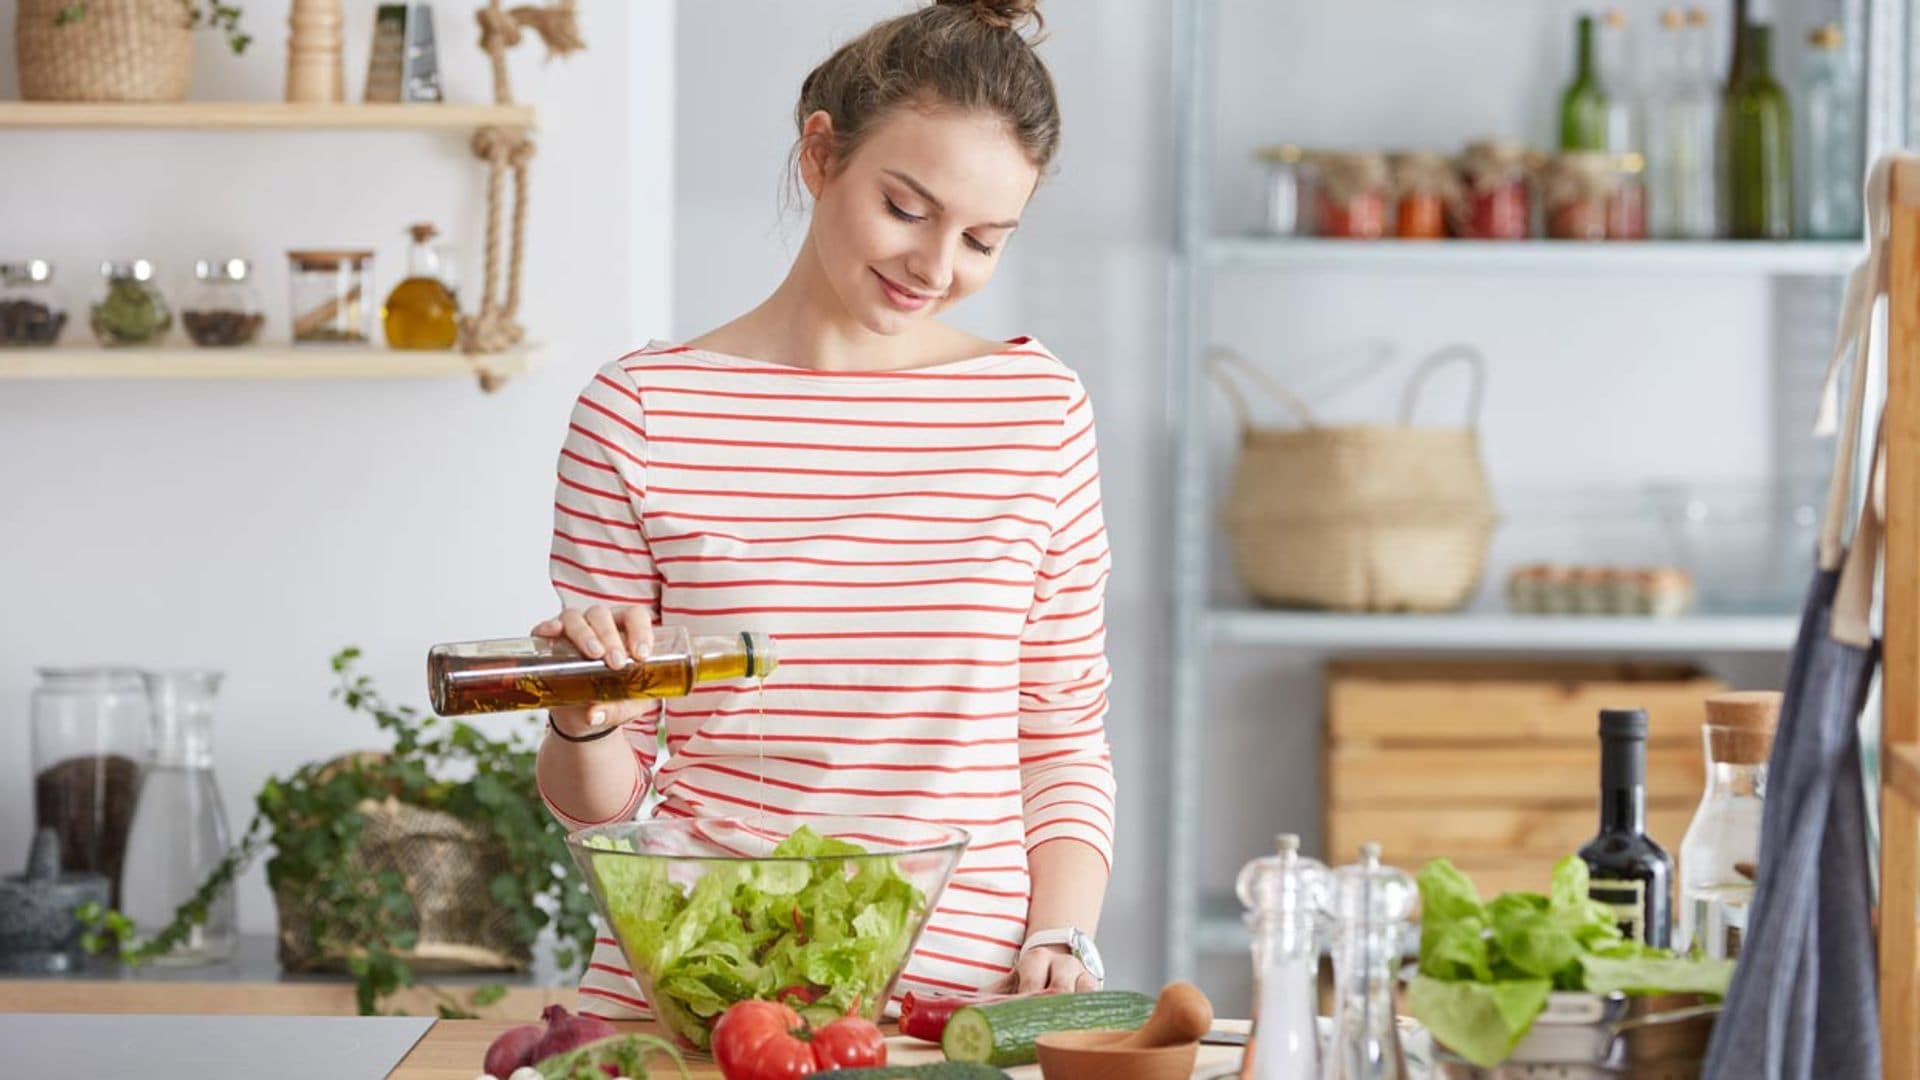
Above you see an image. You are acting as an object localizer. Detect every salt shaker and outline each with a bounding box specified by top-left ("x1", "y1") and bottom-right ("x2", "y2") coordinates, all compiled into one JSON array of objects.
[
  {"x1": 1236, "y1": 833, "x2": 1328, "y2": 1080},
  {"x1": 1323, "y1": 843, "x2": 1416, "y2": 1080}
]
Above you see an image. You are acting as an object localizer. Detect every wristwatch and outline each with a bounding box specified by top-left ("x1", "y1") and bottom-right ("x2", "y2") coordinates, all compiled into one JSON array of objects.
[{"x1": 1021, "y1": 926, "x2": 1105, "y2": 986}]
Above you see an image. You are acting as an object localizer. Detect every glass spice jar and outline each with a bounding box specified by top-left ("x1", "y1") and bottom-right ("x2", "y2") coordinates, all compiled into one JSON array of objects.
[
  {"x1": 182, "y1": 259, "x2": 265, "y2": 348},
  {"x1": 92, "y1": 260, "x2": 172, "y2": 347},
  {"x1": 1389, "y1": 151, "x2": 1458, "y2": 240},
  {"x1": 1456, "y1": 139, "x2": 1534, "y2": 239},
  {"x1": 1309, "y1": 152, "x2": 1389, "y2": 239},
  {"x1": 1608, "y1": 152, "x2": 1649, "y2": 240},
  {"x1": 287, "y1": 249, "x2": 374, "y2": 345},
  {"x1": 0, "y1": 259, "x2": 68, "y2": 347},
  {"x1": 1255, "y1": 144, "x2": 1308, "y2": 237},
  {"x1": 32, "y1": 667, "x2": 151, "y2": 908},
  {"x1": 1542, "y1": 151, "x2": 1617, "y2": 240}
]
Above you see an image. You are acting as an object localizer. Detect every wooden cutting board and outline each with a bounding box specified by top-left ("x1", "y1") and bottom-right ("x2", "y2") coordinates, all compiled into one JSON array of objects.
[{"x1": 387, "y1": 1019, "x2": 1250, "y2": 1079}]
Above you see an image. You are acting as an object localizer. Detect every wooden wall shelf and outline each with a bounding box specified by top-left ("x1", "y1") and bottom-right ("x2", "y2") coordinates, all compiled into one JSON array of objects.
[
  {"x1": 0, "y1": 344, "x2": 542, "y2": 381},
  {"x1": 0, "y1": 102, "x2": 534, "y2": 131}
]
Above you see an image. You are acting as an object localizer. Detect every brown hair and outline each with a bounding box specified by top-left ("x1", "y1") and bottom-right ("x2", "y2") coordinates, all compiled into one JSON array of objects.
[{"x1": 793, "y1": 0, "x2": 1060, "y2": 180}]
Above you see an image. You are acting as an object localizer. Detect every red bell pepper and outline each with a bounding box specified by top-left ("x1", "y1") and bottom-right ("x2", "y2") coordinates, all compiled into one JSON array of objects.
[{"x1": 898, "y1": 992, "x2": 1020, "y2": 1043}]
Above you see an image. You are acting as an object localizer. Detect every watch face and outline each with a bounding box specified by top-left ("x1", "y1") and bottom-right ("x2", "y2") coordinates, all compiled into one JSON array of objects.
[{"x1": 1071, "y1": 929, "x2": 1106, "y2": 983}]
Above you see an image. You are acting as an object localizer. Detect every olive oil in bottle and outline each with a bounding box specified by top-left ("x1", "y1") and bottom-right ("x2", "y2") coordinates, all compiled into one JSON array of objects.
[
  {"x1": 427, "y1": 627, "x2": 779, "y2": 716},
  {"x1": 381, "y1": 222, "x2": 459, "y2": 350}
]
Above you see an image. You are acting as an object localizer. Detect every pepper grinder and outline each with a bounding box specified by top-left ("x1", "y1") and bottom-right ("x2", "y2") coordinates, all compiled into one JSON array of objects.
[
  {"x1": 1323, "y1": 843, "x2": 1416, "y2": 1080},
  {"x1": 286, "y1": 0, "x2": 345, "y2": 103},
  {"x1": 1236, "y1": 833, "x2": 1329, "y2": 1080}
]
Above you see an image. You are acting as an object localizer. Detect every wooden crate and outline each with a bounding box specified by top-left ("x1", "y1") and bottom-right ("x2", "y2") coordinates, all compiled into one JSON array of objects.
[{"x1": 1324, "y1": 660, "x2": 1726, "y2": 896}]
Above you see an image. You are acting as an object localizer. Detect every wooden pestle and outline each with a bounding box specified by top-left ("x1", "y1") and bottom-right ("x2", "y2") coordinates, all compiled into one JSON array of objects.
[{"x1": 1115, "y1": 981, "x2": 1214, "y2": 1049}]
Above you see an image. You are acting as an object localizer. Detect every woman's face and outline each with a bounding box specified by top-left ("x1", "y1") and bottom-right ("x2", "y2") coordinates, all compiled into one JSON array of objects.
[{"x1": 801, "y1": 104, "x2": 1039, "y2": 335}]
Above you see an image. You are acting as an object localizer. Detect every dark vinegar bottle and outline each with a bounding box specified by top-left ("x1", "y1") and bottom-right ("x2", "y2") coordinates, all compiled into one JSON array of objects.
[{"x1": 1579, "y1": 708, "x2": 1674, "y2": 948}]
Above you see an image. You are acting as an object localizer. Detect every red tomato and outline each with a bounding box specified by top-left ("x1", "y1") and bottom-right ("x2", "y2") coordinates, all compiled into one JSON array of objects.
[
  {"x1": 809, "y1": 1016, "x2": 887, "y2": 1070},
  {"x1": 713, "y1": 1000, "x2": 817, "y2": 1080}
]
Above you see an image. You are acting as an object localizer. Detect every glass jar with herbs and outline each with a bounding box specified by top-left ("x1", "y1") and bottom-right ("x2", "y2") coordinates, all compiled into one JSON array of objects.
[
  {"x1": 1389, "y1": 152, "x2": 1457, "y2": 240},
  {"x1": 1, "y1": 260, "x2": 68, "y2": 347},
  {"x1": 1309, "y1": 152, "x2": 1389, "y2": 240},
  {"x1": 1542, "y1": 151, "x2": 1617, "y2": 240},
  {"x1": 287, "y1": 249, "x2": 374, "y2": 345},
  {"x1": 92, "y1": 260, "x2": 172, "y2": 347},
  {"x1": 1456, "y1": 139, "x2": 1533, "y2": 240},
  {"x1": 182, "y1": 259, "x2": 265, "y2": 348}
]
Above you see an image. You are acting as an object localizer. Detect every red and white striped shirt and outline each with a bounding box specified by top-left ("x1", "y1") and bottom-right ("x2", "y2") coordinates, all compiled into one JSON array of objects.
[{"x1": 538, "y1": 338, "x2": 1116, "y2": 1020}]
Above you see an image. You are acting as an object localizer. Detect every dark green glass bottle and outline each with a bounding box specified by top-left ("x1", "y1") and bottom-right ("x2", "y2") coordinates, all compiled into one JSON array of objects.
[
  {"x1": 1559, "y1": 15, "x2": 1609, "y2": 151},
  {"x1": 1724, "y1": 23, "x2": 1794, "y2": 239}
]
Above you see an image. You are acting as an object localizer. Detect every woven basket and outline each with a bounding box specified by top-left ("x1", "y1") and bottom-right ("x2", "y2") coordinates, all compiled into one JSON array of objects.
[
  {"x1": 275, "y1": 789, "x2": 531, "y2": 975},
  {"x1": 1212, "y1": 346, "x2": 1499, "y2": 613},
  {"x1": 15, "y1": 0, "x2": 193, "y2": 103}
]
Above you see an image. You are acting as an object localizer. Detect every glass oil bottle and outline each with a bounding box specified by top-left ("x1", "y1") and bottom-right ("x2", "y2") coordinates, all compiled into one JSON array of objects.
[
  {"x1": 382, "y1": 222, "x2": 459, "y2": 350},
  {"x1": 427, "y1": 627, "x2": 779, "y2": 716}
]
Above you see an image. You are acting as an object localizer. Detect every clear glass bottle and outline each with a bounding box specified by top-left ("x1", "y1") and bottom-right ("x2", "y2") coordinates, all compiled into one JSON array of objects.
[
  {"x1": 427, "y1": 627, "x2": 781, "y2": 716},
  {"x1": 1256, "y1": 145, "x2": 1307, "y2": 238},
  {"x1": 121, "y1": 671, "x2": 237, "y2": 964},
  {"x1": 1678, "y1": 691, "x2": 1777, "y2": 959},
  {"x1": 0, "y1": 259, "x2": 68, "y2": 347},
  {"x1": 30, "y1": 668, "x2": 150, "y2": 908},
  {"x1": 182, "y1": 259, "x2": 265, "y2": 348},
  {"x1": 1647, "y1": 8, "x2": 1721, "y2": 238},
  {"x1": 1724, "y1": 22, "x2": 1794, "y2": 239},
  {"x1": 91, "y1": 259, "x2": 172, "y2": 347},
  {"x1": 1598, "y1": 8, "x2": 1642, "y2": 156},
  {"x1": 1237, "y1": 834, "x2": 1329, "y2": 1080},
  {"x1": 1323, "y1": 843, "x2": 1416, "y2": 1080},
  {"x1": 382, "y1": 222, "x2": 460, "y2": 350},
  {"x1": 1796, "y1": 24, "x2": 1863, "y2": 239}
]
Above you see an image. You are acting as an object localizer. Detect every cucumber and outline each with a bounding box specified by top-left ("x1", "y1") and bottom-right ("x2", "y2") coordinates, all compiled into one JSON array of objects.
[
  {"x1": 939, "y1": 990, "x2": 1155, "y2": 1067},
  {"x1": 813, "y1": 1066, "x2": 1011, "y2": 1080}
]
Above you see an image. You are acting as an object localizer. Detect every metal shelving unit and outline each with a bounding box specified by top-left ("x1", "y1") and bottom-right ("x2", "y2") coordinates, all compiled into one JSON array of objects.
[{"x1": 1163, "y1": 0, "x2": 1913, "y2": 982}]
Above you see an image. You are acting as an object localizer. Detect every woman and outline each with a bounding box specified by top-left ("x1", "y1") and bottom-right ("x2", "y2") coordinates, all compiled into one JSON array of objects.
[{"x1": 531, "y1": 0, "x2": 1114, "y2": 1020}]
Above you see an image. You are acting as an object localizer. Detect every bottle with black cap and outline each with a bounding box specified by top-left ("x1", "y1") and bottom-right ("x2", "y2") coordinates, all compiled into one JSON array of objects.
[{"x1": 1578, "y1": 707, "x2": 1674, "y2": 947}]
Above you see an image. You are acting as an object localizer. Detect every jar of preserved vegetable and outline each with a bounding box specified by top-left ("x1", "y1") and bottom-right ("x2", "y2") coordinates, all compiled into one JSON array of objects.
[
  {"x1": 182, "y1": 259, "x2": 265, "y2": 348},
  {"x1": 1542, "y1": 152, "x2": 1617, "y2": 240},
  {"x1": 0, "y1": 259, "x2": 67, "y2": 348},
  {"x1": 1608, "y1": 152, "x2": 1649, "y2": 240},
  {"x1": 287, "y1": 249, "x2": 374, "y2": 345},
  {"x1": 1255, "y1": 145, "x2": 1308, "y2": 237},
  {"x1": 1457, "y1": 139, "x2": 1534, "y2": 240},
  {"x1": 91, "y1": 260, "x2": 172, "y2": 347},
  {"x1": 1389, "y1": 152, "x2": 1458, "y2": 240},
  {"x1": 1308, "y1": 152, "x2": 1389, "y2": 240}
]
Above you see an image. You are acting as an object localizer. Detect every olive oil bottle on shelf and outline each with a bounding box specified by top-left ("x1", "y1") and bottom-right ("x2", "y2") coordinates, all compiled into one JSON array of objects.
[{"x1": 381, "y1": 222, "x2": 459, "y2": 350}]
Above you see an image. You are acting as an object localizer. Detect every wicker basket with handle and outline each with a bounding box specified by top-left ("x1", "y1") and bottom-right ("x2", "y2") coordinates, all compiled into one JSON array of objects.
[
  {"x1": 1211, "y1": 345, "x2": 1499, "y2": 613},
  {"x1": 15, "y1": 0, "x2": 193, "y2": 103}
]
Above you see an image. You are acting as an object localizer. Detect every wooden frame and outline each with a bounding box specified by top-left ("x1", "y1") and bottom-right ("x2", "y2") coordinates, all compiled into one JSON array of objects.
[{"x1": 1880, "y1": 157, "x2": 1920, "y2": 1080}]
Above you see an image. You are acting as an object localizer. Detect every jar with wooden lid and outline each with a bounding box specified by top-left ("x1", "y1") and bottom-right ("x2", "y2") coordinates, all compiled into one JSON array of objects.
[
  {"x1": 1388, "y1": 152, "x2": 1457, "y2": 240},
  {"x1": 287, "y1": 249, "x2": 374, "y2": 345},
  {"x1": 1541, "y1": 151, "x2": 1617, "y2": 240},
  {"x1": 1307, "y1": 152, "x2": 1389, "y2": 239},
  {"x1": 1677, "y1": 690, "x2": 1779, "y2": 960},
  {"x1": 1456, "y1": 139, "x2": 1533, "y2": 239}
]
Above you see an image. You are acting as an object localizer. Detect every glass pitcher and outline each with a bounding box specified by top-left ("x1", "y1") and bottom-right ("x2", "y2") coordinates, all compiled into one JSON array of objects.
[
  {"x1": 1237, "y1": 833, "x2": 1329, "y2": 1080},
  {"x1": 121, "y1": 670, "x2": 237, "y2": 964},
  {"x1": 30, "y1": 667, "x2": 150, "y2": 907}
]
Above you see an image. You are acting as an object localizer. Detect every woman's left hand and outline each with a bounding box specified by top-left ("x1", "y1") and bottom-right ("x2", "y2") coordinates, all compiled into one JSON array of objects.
[{"x1": 1010, "y1": 944, "x2": 1099, "y2": 994}]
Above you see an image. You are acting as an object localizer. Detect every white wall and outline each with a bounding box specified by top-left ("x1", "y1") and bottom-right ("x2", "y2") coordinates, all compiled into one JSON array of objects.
[{"x1": 0, "y1": 0, "x2": 676, "y2": 938}]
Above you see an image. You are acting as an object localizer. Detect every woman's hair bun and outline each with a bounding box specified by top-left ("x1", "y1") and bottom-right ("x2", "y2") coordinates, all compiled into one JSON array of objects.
[{"x1": 937, "y1": 0, "x2": 1042, "y2": 33}]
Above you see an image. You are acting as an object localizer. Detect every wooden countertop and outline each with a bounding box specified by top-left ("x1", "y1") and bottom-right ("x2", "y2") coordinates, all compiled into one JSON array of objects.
[{"x1": 390, "y1": 1020, "x2": 1249, "y2": 1079}]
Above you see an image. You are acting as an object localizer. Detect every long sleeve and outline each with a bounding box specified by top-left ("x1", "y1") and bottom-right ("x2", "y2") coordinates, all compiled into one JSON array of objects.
[
  {"x1": 1016, "y1": 375, "x2": 1117, "y2": 871},
  {"x1": 538, "y1": 362, "x2": 661, "y2": 828}
]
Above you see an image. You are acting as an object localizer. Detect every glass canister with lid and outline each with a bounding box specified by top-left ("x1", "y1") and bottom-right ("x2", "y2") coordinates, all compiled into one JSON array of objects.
[
  {"x1": 287, "y1": 249, "x2": 375, "y2": 345},
  {"x1": 0, "y1": 259, "x2": 68, "y2": 347},
  {"x1": 91, "y1": 260, "x2": 172, "y2": 346},
  {"x1": 31, "y1": 667, "x2": 151, "y2": 908},
  {"x1": 182, "y1": 258, "x2": 265, "y2": 347}
]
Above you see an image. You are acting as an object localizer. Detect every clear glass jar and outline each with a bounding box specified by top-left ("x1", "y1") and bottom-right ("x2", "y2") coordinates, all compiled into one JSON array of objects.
[
  {"x1": 1678, "y1": 691, "x2": 1776, "y2": 960},
  {"x1": 1310, "y1": 152, "x2": 1390, "y2": 240},
  {"x1": 31, "y1": 667, "x2": 151, "y2": 908},
  {"x1": 182, "y1": 258, "x2": 265, "y2": 348},
  {"x1": 122, "y1": 670, "x2": 237, "y2": 964},
  {"x1": 1237, "y1": 834, "x2": 1329, "y2": 1080},
  {"x1": 1797, "y1": 24, "x2": 1864, "y2": 239},
  {"x1": 287, "y1": 249, "x2": 374, "y2": 345},
  {"x1": 91, "y1": 260, "x2": 172, "y2": 347},
  {"x1": 1457, "y1": 139, "x2": 1532, "y2": 239},
  {"x1": 1256, "y1": 145, "x2": 1307, "y2": 237},
  {"x1": 0, "y1": 259, "x2": 68, "y2": 347},
  {"x1": 1543, "y1": 152, "x2": 1615, "y2": 240}
]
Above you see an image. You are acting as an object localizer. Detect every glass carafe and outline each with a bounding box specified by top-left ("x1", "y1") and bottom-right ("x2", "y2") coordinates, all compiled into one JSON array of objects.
[
  {"x1": 30, "y1": 668, "x2": 150, "y2": 907},
  {"x1": 1237, "y1": 833, "x2": 1329, "y2": 1080},
  {"x1": 1323, "y1": 843, "x2": 1416, "y2": 1080},
  {"x1": 1678, "y1": 691, "x2": 1777, "y2": 959},
  {"x1": 121, "y1": 671, "x2": 237, "y2": 964}
]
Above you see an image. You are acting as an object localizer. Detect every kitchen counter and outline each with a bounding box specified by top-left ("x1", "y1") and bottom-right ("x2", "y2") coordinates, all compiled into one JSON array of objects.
[
  {"x1": 391, "y1": 1020, "x2": 1251, "y2": 1079},
  {"x1": 0, "y1": 933, "x2": 574, "y2": 1017}
]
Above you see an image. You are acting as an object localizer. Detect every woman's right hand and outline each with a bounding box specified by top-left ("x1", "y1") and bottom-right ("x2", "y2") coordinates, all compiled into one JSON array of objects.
[{"x1": 534, "y1": 606, "x2": 656, "y2": 740}]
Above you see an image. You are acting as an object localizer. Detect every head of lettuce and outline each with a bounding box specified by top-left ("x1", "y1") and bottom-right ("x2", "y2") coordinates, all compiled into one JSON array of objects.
[{"x1": 1408, "y1": 855, "x2": 1735, "y2": 1068}]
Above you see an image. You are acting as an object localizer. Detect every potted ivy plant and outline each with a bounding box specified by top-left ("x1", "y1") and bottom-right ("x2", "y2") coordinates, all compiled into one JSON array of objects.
[
  {"x1": 81, "y1": 648, "x2": 597, "y2": 1015},
  {"x1": 16, "y1": 0, "x2": 251, "y2": 103}
]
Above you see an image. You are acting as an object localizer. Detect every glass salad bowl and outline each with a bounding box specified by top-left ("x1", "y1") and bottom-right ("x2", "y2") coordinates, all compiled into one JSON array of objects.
[{"x1": 567, "y1": 816, "x2": 970, "y2": 1053}]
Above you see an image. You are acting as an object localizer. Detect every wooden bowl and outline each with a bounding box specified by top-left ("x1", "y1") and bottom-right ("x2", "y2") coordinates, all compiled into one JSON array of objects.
[{"x1": 1034, "y1": 1029, "x2": 1200, "y2": 1080}]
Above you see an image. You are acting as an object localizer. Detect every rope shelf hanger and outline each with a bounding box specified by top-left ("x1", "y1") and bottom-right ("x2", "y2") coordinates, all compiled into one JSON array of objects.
[{"x1": 464, "y1": 0, "x2": 582, "y2": 390}]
